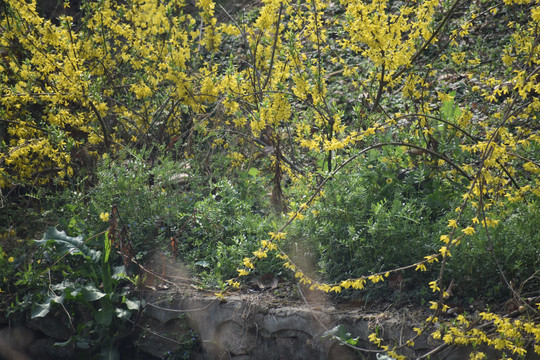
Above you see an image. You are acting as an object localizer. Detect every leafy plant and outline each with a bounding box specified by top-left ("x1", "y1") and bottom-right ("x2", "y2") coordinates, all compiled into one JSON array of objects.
[
  {"x1": 31, "y1": 227, "x2": 140, "y2": 358},
  {"x1": 175, "y1": 177, "x2": 281, "y2": 284},
  {"x1": 81, "y1": 148, "x2": 198, "y2": 253},
  {"x1": 288, "y1": 153, "x2": 453, "y2": 297},
  {"x1": 448, "y1": 200, "x2": 540, "y2": 302},
  {"x1": 322, "y1": 324, "x2": 359, "y2": 346}
]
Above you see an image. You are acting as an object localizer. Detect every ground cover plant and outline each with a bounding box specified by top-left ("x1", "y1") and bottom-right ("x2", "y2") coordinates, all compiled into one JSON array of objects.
[{"x1": 1, "y1": 0, "x2": 540, "y2": 358}]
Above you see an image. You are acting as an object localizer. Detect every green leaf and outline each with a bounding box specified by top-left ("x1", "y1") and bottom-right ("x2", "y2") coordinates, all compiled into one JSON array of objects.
[
  {"x1": 115, "y1": 308, "x2": 131, "y2": 320},
  {"x1": 31, "y1": 294, "x2": 63, "y2": 318},
  {"x1": 31, "y1": 302, "x2": 52, "y2": 319},
  {"x1": 440, "y1": 91, "x2": 462, "y2": 121},
  {"x1": 95, "y1": 308, "x2": 113, "y2": 326},
  {"x1": 81, "y1": 284, "x2": 106, "y2": 302},
  {"x1": 54, "y1": 338, "x2": 75, "y2": 348},
  {"x1": 102, "y1": 261, "x2": 113, "y2": 294},
  {"x1": 112, "y1": 265, "x2": 127, "y2": 279},
  {"x1": 52, "y1": 280, "x2": 105, "y2": 302},
  {"x1": 322, "y1": 324, "x2": 358, "y2": 345},
  {"x1": 124, "y1": 297, "x2": 140, "y2": 311},
  {"x1": 36, "y1": 227, "x2": 101, "y2": 262},
  {"x1": 104, "y1": 231, "x2": 111, "y2": 263},
  {"x1": 195, "y1": 260, "x2": 210, "y2": 268},
  {"x1": 52, "y1": 279, "x2": 74, "y2": 293}
]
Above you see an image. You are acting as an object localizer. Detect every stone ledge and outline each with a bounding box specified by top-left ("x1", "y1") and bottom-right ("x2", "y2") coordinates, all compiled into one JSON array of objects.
[{"x1": 135, "y1": 288, "x2": 473, "y2": 360}]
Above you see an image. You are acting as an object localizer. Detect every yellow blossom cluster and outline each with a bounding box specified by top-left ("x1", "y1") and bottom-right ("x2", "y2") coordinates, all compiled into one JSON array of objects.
[
  {"x1": 1, "y1": 0, "x2": 198, "y2": 187},
  {"x1": 430, "y1": 312, "x2": 540, "y2": 358}
]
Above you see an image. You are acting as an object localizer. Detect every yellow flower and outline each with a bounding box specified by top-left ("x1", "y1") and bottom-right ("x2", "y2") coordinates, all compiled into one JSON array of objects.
[
  {"x1": 268, "y1": 232, "x2": 287, "y2": 240},
  {"x1": 439, "y1": 246, "x2": 451, "y2": 257},
  {"x1": 462, "y1": 226, "x2": 476, "y2": 235},
  {"x1": 447, "y1": 219, "x2": 458, "y2": 228},
  {"x1": 243, "y1": 257, "x2": 254, "y2": 269},
  {"x1": 99, "y1": 212, "x2": 110, "y2": 222},
  {"x1": 253, "y1": 249, "x2": 268, "y2": 259},
  {"x1": 8, "y1": 257, "x2": 14, "y2": 263},
  {"x1": 288, "y1": 211, "x2": 305, "y2": 220},
  {"x1": 237, "y1": 268, "x2": 249, "y2": 276}
]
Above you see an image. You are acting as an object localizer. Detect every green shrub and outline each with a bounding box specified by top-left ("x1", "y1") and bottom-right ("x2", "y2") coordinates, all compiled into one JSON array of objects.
[
  {"x1": 448, "y1": 200, "x2": 540, "y2": 303},
  {"x1": 178, "y1": 176, "x2": 282, "y2": 285},
  {"x1": 29, "y1": 227, "x2": 140, "y2": 358},
  {"x1": 82, "y1": 148, "x2": 197, "y2": 253},
  {"x1": 67, "y1": 147, "x2": 283, "y2": 285},
  {"x1": 288, "y1": 153, "x2": 459, "y2": 300}
]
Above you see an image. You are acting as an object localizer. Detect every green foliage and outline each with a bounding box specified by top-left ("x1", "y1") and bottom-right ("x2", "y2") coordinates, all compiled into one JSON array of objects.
[
  {"x1": 29, "y1": 227, "x2": 140, "y2": 357},
  {"x1": 289, "y1": 154, "x2": 455, "y2": 296},
  {"x1": 172, "y1": 176, "x2": 281, "y2": 285},
  {"x1": 0, "y1": 230, "x2": 47, "y2": 320},
  {"x1": 448, "y1": 200, "x2": 540, "y2": 302},
  {"x1": 62, "y1": 147, "x2": 282, "y2": 286},
  {"x1": 84, "y1": 148, "x2": 196, "y2": 252},
  {"x1": 35, "y1": 227, "x2": 101, "y2": 262}
]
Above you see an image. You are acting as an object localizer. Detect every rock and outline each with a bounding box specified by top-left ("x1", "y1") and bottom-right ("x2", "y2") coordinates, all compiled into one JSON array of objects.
[
  {"x1": 214, "y1": 320, "x2": 256, "y2": 355},
  {"x1": 20, "y1": 286, "x2": 534, "y2": 360},
  {"x1": 0, "y1": 326, "x2": 34, "y2": 360},
  {"x1": 27, "y1": 312, "x2": 73, "y2": 340},
  {"x1": 133, "y1": 315, "x2": 193, "y2": 358},
  {"x1": 0, "y1": 323, "x2": 75, "y2": 360},
  {"x1": 133, "y1": 287, "x2": 540, "y2": 360},
  {"x1": 29, "y1": 338, "x2": 76, "y2": 360}
]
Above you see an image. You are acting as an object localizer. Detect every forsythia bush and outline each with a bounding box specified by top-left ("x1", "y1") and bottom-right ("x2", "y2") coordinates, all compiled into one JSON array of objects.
[
  {"x1": 1, "y1": 0, "x2": 539, "y2": 358},
  {"x1": 1, "y1": 0, "x2": 203, "y2": 187}
]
